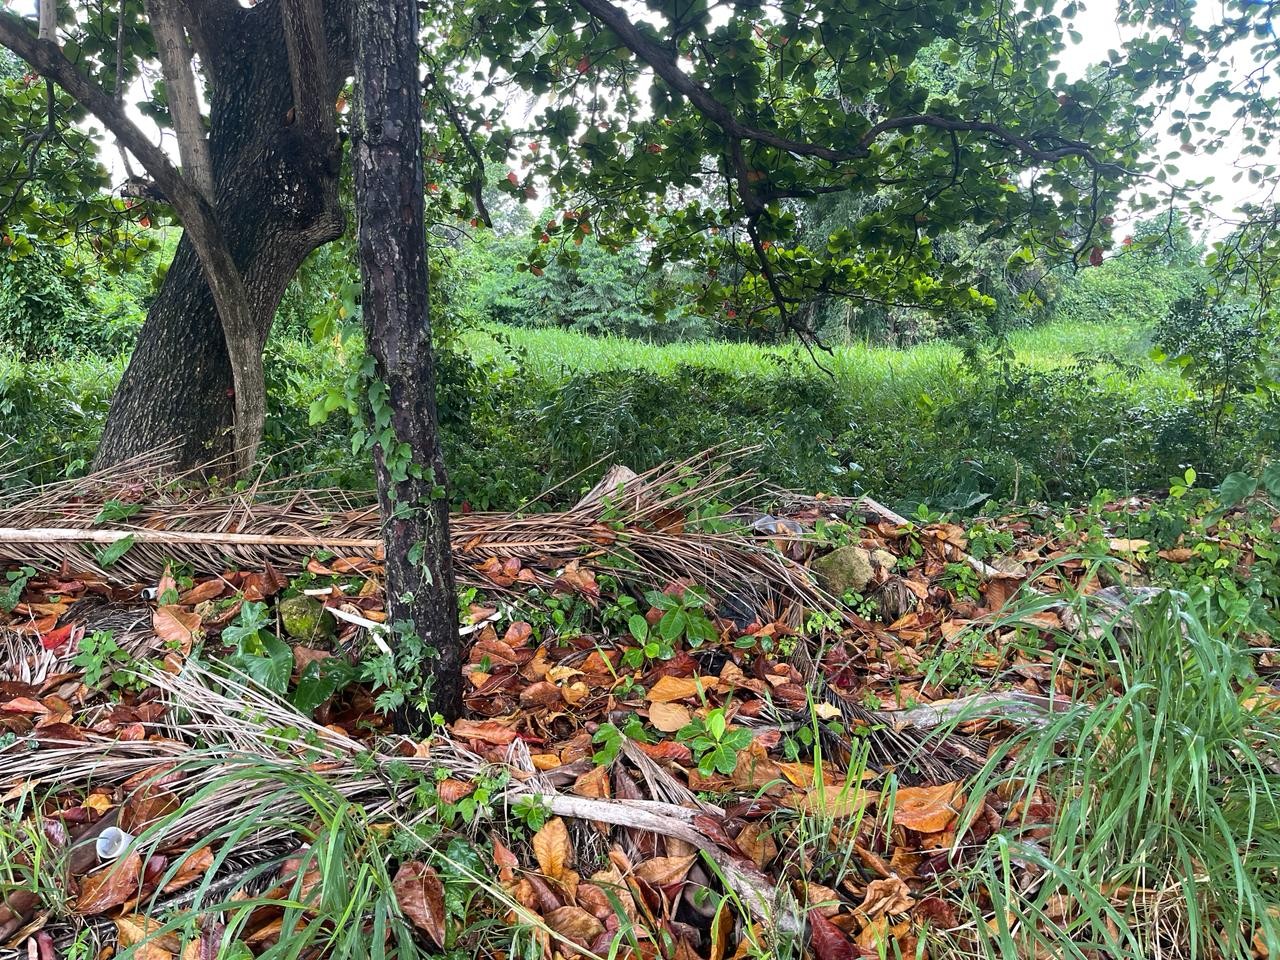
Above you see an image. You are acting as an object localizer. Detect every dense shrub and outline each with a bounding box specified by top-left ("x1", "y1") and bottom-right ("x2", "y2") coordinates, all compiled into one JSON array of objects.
[
  {"x1": 0, "y1": 247, "x2": 156, "y2": 359},
  {"x1": 0, "y1": 352, "x2": 119, "y2": 481}
]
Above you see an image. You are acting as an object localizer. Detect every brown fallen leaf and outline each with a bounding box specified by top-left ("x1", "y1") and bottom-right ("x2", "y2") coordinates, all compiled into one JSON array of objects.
[
  {"x1": 533, "y1": 817, "x2": 573, "y2": 881},
  {"x1": 76, "y1": 851, "x2": 143, "y2": 915},
  {"x1": 553, "y1": 561, "x2": 600, "y2": 600},
  {"x1": 648, "y1": 701, "x2": 692, "y2": 733},
  {"x1": 809, "y1": 908, "x2": 861, "y2": 960},
  {"x1": 734, "y1": 822, "x2": 777, "y2": 870},
  {"x1": 857, "y1": 876, "x2": 915, "y2": 920},
  {"x1": 178, "y1": 580, "x2": 225, "y2": 605},
  {"x1": 544, "y1": 905, "x2": 604, "y2": 949},
  {"x1": 437, "y1": 778, "x2": 475, "y2": 804},
  {"x1": 115, "y1": 914, "x2": 180, "y2": 959},
  {"x1": 392, "y1": 862, "x2": 446, "y2": 948},
  {"x1": 162, "y1": 846, "x2": 214, "y2": 894},
  {"x1": 450, "y1": 718, "x2": 518, "y2": 745},
  {"x1": 891, "y1": 782, "x2": 963, "y2": 833},
  {"x1": 632, "y1": 854, "x2": 697, "y2": 889},
  {"x1": 152, "y1": 606, "x2": 202, "y2": 653},
  {"x1": 571, "y1": 765, "x2": 611, "y2": 799},
  {"x1": 914, "y1": 895, "x2": 960, "y2": 930},
  {"x1": 646, "y1": 675, "x2": 710, "y2": 703}
]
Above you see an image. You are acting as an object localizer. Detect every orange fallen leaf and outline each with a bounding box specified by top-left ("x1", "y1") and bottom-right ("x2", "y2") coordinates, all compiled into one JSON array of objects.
[
  {"x1": 544, "y1": 905, "x2": 604, "y2": 948},
  {"x1": 76, "y1": 852, "x2": 143, "y2": 915},
  {"x1": 450, "y1": 719, "x2": 517, "y2": 745},
  {"x1": 533, "y1": 817, "x2": 573, "y2": 881},
  {"x1": 648, "y1": 701, "x2": 691, "y2": 732},
  {"x1": 646, "y1": 675, "x2": 710, "y2": 703},
  {"x1": 891, "y1": 782, "x2": 963, "y2": 833}
]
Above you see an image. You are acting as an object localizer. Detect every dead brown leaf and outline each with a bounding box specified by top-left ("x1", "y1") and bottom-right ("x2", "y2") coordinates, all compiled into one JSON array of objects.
[
  {"x1": 392, "y1": 862, "x2": 446, "y2": 948},
  {"x1": 648, "y1": 702, "x2": 691, "y2": 733},
  {"x1": 533, "y1": 817, "x2": 573, "y2": 881},
  {"x1": 892, "y1": 782, "x2": 963, "y2": 834},
  {"x1": 76, "y1": 852, "x2": 143, "y2": 915}
]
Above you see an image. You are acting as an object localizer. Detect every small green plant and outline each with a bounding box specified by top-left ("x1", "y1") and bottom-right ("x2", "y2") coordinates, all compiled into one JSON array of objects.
[
  {"x1": 938, "y1": 561, "x2": 982, "y2": 601},
  {"x1": 72, "y1": 630, "x2": 146, "y2": 690},
  {"x1": 966, "y1": 523, "x2": 1015, "y2": 560},
  {"x1": 840, "y1": 589, "x2": 879, "y2": 620},
  {"x1": 591, "y1": 715, "x2": 651, "y2": 764},
  {"x1": 677, "y1": 708, "x2": 754, "y2": 776},
  {"x1": 223, "y1": 601, "x2": 353, "y2": 712},
  {"x1": 511, "y1": 794, "x2": 550, "y2": 832},
  {"x1": 0, "y1": 564, "x2": 34, "y2": 613},
  {"x1": 622, "y1": 586, "x2": 718, "y2": 668}
]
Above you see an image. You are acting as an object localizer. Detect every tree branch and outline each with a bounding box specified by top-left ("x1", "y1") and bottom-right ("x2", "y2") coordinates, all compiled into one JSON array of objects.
[
  {"x1": 280, "y1": 0, "x2": 334, "y2": 142},
  {"x1": 572, "y1": 0, "x2": 849, "y2": 163},
  {"x1": 142, "y1": 0, "x2": 214, "y2": 198},
  {"x1": 574, "y1": 0, "x2": 1134, "y2": 179},
  {"x1": 426, "y1": 72, "x2": 493, "y2": 228}
]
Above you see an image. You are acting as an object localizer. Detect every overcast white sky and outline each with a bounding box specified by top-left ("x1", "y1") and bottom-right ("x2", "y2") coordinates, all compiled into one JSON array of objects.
[{"x1": 4, "y1": 0, "x2": 1266, "y2": 236}]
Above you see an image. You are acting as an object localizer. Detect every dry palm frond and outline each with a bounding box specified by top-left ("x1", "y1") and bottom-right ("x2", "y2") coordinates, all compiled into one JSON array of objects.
[
  {"x1": 0, "y1": 662, "x2": 795, "y2": 951},
  {"x1": 0, "y1": 449, "x2": 828, "y2": 627},
  {"x1": 788, "y1": 640, "x2": 984, "y2": 785}
]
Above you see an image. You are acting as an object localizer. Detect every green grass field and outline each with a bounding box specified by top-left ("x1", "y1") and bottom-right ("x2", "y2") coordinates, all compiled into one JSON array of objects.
[{"x1": 462, "y1": 319, "x2": 1174, "y2": 385}]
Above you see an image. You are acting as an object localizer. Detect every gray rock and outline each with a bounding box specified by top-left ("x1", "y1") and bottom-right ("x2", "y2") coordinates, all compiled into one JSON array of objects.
[
  {"x1": 811, "y1": 545, "x2": 875, "y2": 596},
  {"x1": 279, "y1": 595, "x2": 336, "y2": 642},
  {"x1": 870, "y1": 549, "x2": 898, "y2": 574}
]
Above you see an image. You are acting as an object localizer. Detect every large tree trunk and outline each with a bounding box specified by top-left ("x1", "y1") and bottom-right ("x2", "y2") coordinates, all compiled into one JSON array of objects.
[
  {"x1": 352, "y1": 0, "x2": 463, "y2": 724},
  {"x1": 93, "y1": 2, "x2": 348, "y2": 472}
]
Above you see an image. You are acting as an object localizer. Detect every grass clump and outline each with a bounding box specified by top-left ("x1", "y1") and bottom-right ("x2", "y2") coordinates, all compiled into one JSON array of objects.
[{"x1": 938, "y1": 590, "x2": 1280, "y2": 959}]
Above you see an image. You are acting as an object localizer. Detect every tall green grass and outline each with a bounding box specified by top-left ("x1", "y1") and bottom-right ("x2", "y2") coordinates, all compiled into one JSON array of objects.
[
  {"x1": 935, "y1": 586, "x2": 1280, "y2": 959},
  {"x1": 462, "y1": 320, "x2": 1178, "y2": 390}
]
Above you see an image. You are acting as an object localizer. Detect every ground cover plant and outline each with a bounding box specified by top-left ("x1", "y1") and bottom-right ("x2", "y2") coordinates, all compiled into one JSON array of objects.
[{"x1": 0, "y1": 454, "x2": 1278, "y2": 959}]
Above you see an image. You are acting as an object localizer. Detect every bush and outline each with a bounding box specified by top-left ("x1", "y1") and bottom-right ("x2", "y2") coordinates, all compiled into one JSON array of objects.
[
  {"x1": 0, "y1": 351, "x2": 119, "y2": 482},
  {"x1": 0, "y1": 247, "x2": 156, "y2": 359}
]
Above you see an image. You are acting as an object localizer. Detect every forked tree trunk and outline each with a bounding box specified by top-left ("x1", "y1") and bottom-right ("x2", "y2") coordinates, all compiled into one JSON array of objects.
[
  {"x1": 93, "y1": 3, "x2": 348, "y2": 472},
  {"x1": 352, "y1": 0, "x2": 462, "y2": 724}
]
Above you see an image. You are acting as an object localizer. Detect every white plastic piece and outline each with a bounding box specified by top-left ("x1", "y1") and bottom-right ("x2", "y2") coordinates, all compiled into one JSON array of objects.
[{"x1": 95, "y1": 826, "x2": 135, "y2": 860}]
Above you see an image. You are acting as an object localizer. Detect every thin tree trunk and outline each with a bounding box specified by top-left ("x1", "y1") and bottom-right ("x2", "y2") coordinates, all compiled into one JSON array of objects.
[{"x1": 352, "y1": 0, "x2": 463, "y2": 724}]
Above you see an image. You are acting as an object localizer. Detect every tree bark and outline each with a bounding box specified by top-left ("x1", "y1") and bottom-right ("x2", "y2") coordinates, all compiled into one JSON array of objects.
[
  {"x1": 87, "y1": 2, "x2": 349, "y2": 472},
  {"x1": 352, "y1": 0, "x2": 463, "y2": 724}
]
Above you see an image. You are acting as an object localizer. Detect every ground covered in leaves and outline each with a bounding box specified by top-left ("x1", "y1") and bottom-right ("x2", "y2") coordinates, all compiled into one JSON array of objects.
[{"x1": 1, "y1": 462, "x2": 1278, "y2": 960}]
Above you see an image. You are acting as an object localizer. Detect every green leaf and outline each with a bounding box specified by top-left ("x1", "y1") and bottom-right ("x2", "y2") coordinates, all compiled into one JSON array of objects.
[
  {"x1": 1218, "y1": 472, "x2": 1258, "y2": 507},
  {"x1": 628, "y1": 614, "x2": 649, "y2": 643},
  {"x1": 229, "y1": 631, "x2": 293, "y2": 695},
  {"x1": 1262, "y1": 462, "x2": 1280, "y2": 500},
  {"x1": 707, "y1": 710, "x2": 727, "y2": 739},
  {"x1": 659, "y1": 609, "x2": 685, "y2": 642},
  {"x1": 95, "y1": 535, "x2": 136, "y2": 568},
  {"x1": 293, "y1": 659, "x2": 355, "y2": 713},
  {"x1": 93, "y1": 500, "x2": 141, "y2": 524}
]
